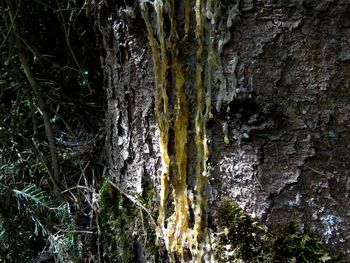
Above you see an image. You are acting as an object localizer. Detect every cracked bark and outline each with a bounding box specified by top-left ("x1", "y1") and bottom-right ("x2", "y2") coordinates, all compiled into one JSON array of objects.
[{"x1": 96, "y1": 0, "x2": 350, "y2": 259}]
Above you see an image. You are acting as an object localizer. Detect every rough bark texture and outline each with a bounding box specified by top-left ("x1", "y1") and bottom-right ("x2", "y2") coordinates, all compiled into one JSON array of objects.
[{"x1": 97, "y1": 0, "x2": 350, "y2": 259}]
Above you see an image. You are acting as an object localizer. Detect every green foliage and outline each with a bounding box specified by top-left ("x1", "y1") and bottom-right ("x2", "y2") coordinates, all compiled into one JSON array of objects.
[
  {"x1": 215, "y1": 200, "x2": 344, "y2": 263},
  {"x1": 0, "y1": 182, "x2": 77, "y2": 262},
  {"x1": 12, "y1": 185, "x2": 66, "y2": 235},
  {"x1": 48, "y1": 231, "x2": 79, "y2": 263},
  {"x1": 0, "y1": 0, "x2": 104, "y2": 261}
]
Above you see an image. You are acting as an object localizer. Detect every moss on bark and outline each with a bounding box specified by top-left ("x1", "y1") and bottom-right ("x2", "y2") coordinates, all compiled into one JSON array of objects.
[
  {"x1": 215, "y1": 200, "x2": 345, "y2": 263},
  {"x1": 99, "y1": 181, "x2": 158, "y2": 262}
]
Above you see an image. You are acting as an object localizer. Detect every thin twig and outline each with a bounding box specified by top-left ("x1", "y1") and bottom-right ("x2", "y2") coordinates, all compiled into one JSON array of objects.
[{"x1": 6, "y1": 0, "x2": 61, "y2": 199}]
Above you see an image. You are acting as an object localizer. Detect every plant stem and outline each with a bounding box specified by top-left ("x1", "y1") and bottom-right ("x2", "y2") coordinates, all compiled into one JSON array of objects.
[{"x1": 6, "y1": 0, "x2": 61, "y2": 199}]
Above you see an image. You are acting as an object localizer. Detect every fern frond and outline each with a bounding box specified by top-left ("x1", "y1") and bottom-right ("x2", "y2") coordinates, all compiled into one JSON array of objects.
[
  {"x1": 12, "y1": 184, "x2": 56, "y2": 212},
  {"x1": 11, "y1": 184, "x2": 73, "y2": 236},
  {"x1": 0, "y1": 183, "x2": 77, "y2": 261},
  {"x1": 0, "y1": 217, "x2": 5, "y2": 243},
  {"x1": 49, "y1": 232, "x2": 79, "y2": 263}
]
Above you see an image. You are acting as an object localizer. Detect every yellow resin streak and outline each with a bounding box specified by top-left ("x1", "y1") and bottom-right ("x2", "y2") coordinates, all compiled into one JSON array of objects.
[
  {"x1": 140, "y1": 1, "x2": 170, "y2": 245},
  {"x1": 141, "y1": 0, "x2": 214, "y2": 261},
  {"x1": 166, "y1": 0, "x2": 191, "y2": 259},
  {"x1": 191, "y1": 0, "x2": 213, "y2": 261}
]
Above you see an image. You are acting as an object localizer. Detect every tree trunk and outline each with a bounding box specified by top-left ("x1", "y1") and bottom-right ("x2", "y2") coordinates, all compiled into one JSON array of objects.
[{"x1": 95, "y1": 0, "x2": 350, "y2": 261}]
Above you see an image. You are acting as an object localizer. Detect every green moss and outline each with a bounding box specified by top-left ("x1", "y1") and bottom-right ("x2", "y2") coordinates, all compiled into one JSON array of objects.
[
  {"x1": 215, "y1": 200, "x2": 345, "y2": 263},
  {"x1": 215, "y1": 200, "x2": 267, "y2": 262},
  {"x1": 99, "y1": 180, "x2": 158, "y2": 262},
  {"x1": 270, "y1": 222, "x2": 331, "y2": 262},
  {"x1": 99, "y1": 180, "x2": 137, "y2": 263},
  {"x1": 134, "y1": 188, "x2": 159, "y2": 256}
]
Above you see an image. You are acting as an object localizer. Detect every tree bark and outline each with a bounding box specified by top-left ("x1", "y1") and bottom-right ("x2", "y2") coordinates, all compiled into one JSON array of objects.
[{"x1": 96, "y1": 0, "x2": 350, "y2": 260}]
